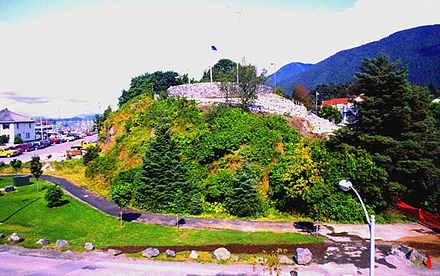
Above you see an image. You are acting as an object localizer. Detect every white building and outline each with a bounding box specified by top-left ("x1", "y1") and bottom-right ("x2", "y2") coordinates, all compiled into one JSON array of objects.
[{"x1": 0, "y1": 108, "x2": 36, "y2": 144}]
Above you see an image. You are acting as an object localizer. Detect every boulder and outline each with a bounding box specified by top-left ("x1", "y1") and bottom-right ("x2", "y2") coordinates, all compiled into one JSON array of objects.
[
  {"x1": 213, "y1": 247, "x2": 231, "y2": 260},
  {"x1": 142, "y1": 247, "x2": 160, "y2": 258},
  {"x1": 107, "y1": 249, "x2": 122, "y2": 256},
  {"x1": 0, "y1": 233, "x2": 5, "y2": 238},
  {"x1": 406, "y1": 248, "x2": 427, "y2": 264},
  {"x1": 84, "y1": 243, "x2": 94, "y2": 251},
  {"x1": 166, "y1": 249, "x2": 176, "y2": 258},
  {"x1": 232, "y1": 256, "x2": 240, "y2": 262},
  {"x1": 277, "y1": 255, "x2": 294, "y2": 264},
  {"x1": 36, "y1": 238, "x2": 50, "y2": 245},
  {"x1": 189, "y1": 250, "x2": 198, "y2": 259},
  {"x1": 8, "y1": 233, "x2": 24, "y2": 243},
  {"x1": 55, "y1": 240, "x2": 69, "y2": 248},
  {"x1": 295, "y1": 248, "x2": 312, "y2": 265}
]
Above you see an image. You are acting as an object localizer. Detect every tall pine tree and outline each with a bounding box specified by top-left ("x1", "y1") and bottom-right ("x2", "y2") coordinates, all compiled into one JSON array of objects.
[
  {"x1": 334, "y1": 55, "x2": 440, "y2": 213},
  {"x1": 134, "y1": 124, "x2": 193, "y2": 213}
]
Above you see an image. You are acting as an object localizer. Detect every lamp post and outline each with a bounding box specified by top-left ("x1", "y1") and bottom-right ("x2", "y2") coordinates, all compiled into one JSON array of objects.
[{"x1": 339, "y1": 180, "x2": 375, "y2": 276}]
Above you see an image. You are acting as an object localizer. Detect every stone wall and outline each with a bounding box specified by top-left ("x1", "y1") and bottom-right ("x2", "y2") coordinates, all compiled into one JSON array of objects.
[{"x1": 168, "y1": 82, "x2": 272, "y2": 99}]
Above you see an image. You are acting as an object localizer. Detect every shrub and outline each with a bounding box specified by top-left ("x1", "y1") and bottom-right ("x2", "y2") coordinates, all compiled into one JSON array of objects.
[
  {"x1": 83, "y1": 146, "x2": 100, "y2": 165},
  {"x1": 45, "y1": 185, "x2": 64, "y2": 208},
  {"x1": 9, "y1": 159, "x2": 22, "y2": 171},
  {"x1": 14, "y1": 135, "x2": 23, "y2": 144}
]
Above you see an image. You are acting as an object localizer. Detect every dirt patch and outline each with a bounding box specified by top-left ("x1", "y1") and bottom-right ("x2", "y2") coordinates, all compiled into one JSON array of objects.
[{"x1": 398, "y1": 234, "x2": 440, "y2": 261}]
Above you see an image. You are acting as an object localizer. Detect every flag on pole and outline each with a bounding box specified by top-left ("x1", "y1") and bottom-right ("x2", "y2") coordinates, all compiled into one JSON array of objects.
[{"x1": 211, "y1": 45, "x2": 218, "y2": 51}]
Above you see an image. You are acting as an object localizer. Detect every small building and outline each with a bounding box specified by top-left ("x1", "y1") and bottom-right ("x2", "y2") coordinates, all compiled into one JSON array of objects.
[
  {"x1": 322, "y1": 96, "x2": 362, "y2": 125},
  {"x1": 0, "y1": 108, "x2": 36, "y2": 144}
]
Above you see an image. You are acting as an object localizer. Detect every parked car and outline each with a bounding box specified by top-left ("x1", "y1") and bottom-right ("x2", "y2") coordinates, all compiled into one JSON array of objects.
[
  {"x1": 8, "y1": 143, "x2": 34, "y2": 153},
  {"x1": 30, "y1": 141, "x2": 46, "y2": 150},
  {"x1": 0, "y1": 147, "x2": 20, "y2": 158},
  {"x1": 41, "y1": 139, "x2": 52, "y2": 147},
  {"x1": 67, "y1": 133, "x2": 81, "y2": 140},
  {"x1": 49, "y1": 137, "x2": 61, "y2": 144}
]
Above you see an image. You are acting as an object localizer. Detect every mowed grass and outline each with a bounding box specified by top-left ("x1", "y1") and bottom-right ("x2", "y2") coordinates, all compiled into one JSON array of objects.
[{"x1": 0, "y1": 179, "x2": 324, "y2": 251}]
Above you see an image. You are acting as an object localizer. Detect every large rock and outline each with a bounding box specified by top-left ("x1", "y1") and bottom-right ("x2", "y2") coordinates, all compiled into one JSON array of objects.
[
  {"x1": 84, "y1": 243, "x2": 94, "y2": 251},
  {"x1": 0, "y1": 233, "x2": 5, "y2": 239},
  {"x1": 166, "y1": 249, "x2": 176, "y2": 257},
  {"x1": 8, "y1": 233, "x2": 24, "y2": 243},
  {"x1": 213, "y1": 247, "x2": 231, "y2": 260},
  {"x1": 295, "y1": 248, "x2": 312, "y2": 265},
  {"x1": 4, "y1": 186, "x2": 15, "y2": 192},
  {"x1": 277, "y1": 255, "x2": 294, "y2": 264},
  {"x1": 189, "y1": 250, "x2": 199, "y2": 259},
  {"x1": 142, "y1": 247, "x2": 160, "y2": 258},
  {"x1": 36, "y1": 238, "x2": 50, "y2": 245},
  {"x1": 55, "y1": 240, "x2": 69, "y2": 248},
  {"x1": 107, "y1": 249, "x2": 122, "y2": 256}
]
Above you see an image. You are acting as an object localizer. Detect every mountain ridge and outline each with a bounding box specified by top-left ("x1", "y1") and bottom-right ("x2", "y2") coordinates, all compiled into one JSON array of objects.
[{"x1": 277, "y1": 24, "x2": 440, "y2": 92}]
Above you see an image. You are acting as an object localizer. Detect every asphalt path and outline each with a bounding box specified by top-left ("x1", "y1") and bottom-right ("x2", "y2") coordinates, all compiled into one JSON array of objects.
[
  {"x1": 36, "y1": 175, "x2": 436, "y2": 239},
  {"x1": 0, "y1": 134, "x2": 98, "y2": 164}
]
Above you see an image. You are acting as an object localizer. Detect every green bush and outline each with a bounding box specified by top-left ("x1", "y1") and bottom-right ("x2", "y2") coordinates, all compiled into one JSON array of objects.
[
  {"x1": 9, "y1": 159, "x2": 22, "y2": 171},
  {"x1": 14, "y1": 135, "x2": 23, "y2": 145},
  {"x1": 45, "y1": 185, "x2": 64, "y2": 208},
  {"x1": 83, "y1": 146, "x2": 100, "y2": 165}
]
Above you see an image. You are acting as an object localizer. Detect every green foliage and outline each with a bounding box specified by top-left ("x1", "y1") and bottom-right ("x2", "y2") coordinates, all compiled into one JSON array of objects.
[
  {"x1": 94, "y1": 106, "x2": 112, "y2": 133},
  {"x1": 0, "y1": 135, "x2": 8, "y2": 144},
  {"x1": 45, "y1": 185, "x2": 64, "y2": 208},
  {"x1": 83, "y1": 146, "x2": 100, "y2": 165},
  {"x1": 29, "y1": 156, "x2": 43, "y2": 180},
  {"x1": 333, "y1": 55, "x2": 440, "y2": 214},
  {"x1": 110, "y1": 177, "x2": 133, "y2": 209},
  {"x1": 219, "y1": 63, "x2": 266, "y2": 108},
  {"x1": 118, "y1": 71, "x2": 185, "y2": 107},
  {"x1": 319, "y1": 105, "x2": 342, "y2": 124},
  {"x1": 134, "y1": 124, "x2": 198, "y2": 214},
  {"x1": 430, "y1": 102, "x2": 440, "y2": 130},
  {"x1": 272, "y1": 86, "x2": 288, "y2": 98},
  {"x1": 13, "y1": 135, "x2": 23, "y2": 144},
  {"x1": 9, "y1": 159, "x2": 22, "y2": 171},
  {"x1": 201, "y1": 59, "x2": 237, "y2": 83},
  {"x1": 224, "y1": 164, "x2": 263, "y2": 217},
  {"x1": 204, "y1": 170, "x2": 234, "y2": 203}
]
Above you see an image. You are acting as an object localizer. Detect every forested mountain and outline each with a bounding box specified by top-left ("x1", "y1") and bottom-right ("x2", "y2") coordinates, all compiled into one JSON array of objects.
[
  {"x1": 267, "y1": 62, "x2": 313, "y2": 87},
  {"x1": 278, "y1": 24, "x2": 440, "y2": 92}
]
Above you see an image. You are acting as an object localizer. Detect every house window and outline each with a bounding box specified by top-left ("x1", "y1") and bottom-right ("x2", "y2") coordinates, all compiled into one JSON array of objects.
[
  {"x1": 17, "y1": 133, "x2": 21, "y2": 138},
  {"x1": 2, "y1": 123, "x2": 9, "y2": 129},
  {"x1": 29, "y1": 123, "x2": 31, "y2": 128},
  {"x1": 26, "y1": 133, "x2": 30, "y2": 139},
  {"x1": 17, "y1": 123, "x2": 20, "y2": 129}
]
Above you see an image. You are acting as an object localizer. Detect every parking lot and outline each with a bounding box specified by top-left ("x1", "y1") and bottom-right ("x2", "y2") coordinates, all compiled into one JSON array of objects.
[{"x1": 0, "y1": 134, "x2": 98, "y2": 164}]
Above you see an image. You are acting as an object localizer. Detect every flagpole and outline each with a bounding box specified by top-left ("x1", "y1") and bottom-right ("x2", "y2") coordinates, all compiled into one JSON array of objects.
[
  {"x1": 315, "y1": 91, "x2": 318, "y2": 113},
  {"x1": 210, "y1": 66, "x2": 213, "y2": 83}
]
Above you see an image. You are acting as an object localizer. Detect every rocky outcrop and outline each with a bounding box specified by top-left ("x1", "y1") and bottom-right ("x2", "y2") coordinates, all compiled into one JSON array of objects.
[{"x1": 142, "y1": 247, "x2": 160, "y2": 258}]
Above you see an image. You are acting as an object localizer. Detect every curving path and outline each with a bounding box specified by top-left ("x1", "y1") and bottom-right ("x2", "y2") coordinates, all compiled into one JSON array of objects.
[
  {"x1": 38, "y1": 175, "x2": 436, "y2": 240},
  {"x1": 40, "y1": 175, "x2": 299, "y2": 233}
]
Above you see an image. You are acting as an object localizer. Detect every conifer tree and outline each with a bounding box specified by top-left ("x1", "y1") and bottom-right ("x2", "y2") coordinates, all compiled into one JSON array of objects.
[{"x1": 134, "y1": 124, "x2": 192, "y2": 213}]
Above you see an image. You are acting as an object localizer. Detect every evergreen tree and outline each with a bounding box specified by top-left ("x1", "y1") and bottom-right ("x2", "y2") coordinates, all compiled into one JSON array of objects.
[
  {"x1": 134, "y1": 124, "x2": 193, "y2": 213},
  {"x1": 334, "y1": 55, "x2": 440, "y2": 212},
  {"x1": 29, "y1": 156, "x2": 43, "y2": 191},
  {"x1": 225, "y1": 163, "x2": 262, "y2": 217}
]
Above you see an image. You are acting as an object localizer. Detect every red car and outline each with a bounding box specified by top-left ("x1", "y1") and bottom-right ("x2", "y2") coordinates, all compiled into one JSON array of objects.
[
  {"x1": 9, "y1": 143, "x2": 34, "y2": 153},
  {"x1": 49, "y1": 137, "x2": 61, "y2": 144}
]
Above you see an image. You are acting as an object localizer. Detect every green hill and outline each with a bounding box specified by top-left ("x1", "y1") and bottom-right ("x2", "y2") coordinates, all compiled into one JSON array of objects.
[{"x1": 279, "y1": 24, "x2": 440, "y2": 92}]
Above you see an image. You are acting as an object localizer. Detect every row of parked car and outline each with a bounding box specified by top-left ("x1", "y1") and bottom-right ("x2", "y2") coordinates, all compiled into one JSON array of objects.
[{"x1": 0, "y1": 132, "x2": 95, "y2": 158}]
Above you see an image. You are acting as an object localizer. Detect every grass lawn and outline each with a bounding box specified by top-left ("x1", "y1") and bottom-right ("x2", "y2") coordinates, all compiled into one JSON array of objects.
[{"x1": 0, "y1": 178, "x2": 324, "y2": 251}]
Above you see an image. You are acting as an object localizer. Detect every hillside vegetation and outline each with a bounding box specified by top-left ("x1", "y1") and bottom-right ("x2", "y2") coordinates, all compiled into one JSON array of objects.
[{"x1": 278, "y1": 24, "x2": 440, "y2": 92}]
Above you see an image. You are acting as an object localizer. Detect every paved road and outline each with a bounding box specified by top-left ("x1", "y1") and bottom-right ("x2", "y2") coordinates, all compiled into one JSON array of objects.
[
  {"x1": 0, "y1": 245, "x2": 438, "y2": 276},
  {"x1": 0, "y1": 135, "x2": 97, "y2": 164}
]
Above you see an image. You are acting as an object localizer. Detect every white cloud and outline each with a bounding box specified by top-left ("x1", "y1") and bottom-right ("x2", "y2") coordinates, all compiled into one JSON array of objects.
[{"x1": 0, "y1": 0, "x2": 439, "y2": 117}]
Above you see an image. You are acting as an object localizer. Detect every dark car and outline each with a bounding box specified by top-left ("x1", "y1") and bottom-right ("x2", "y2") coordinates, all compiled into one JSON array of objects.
[
  {"x1": 30, "y1": 141, "x2": 49, "y2": 150},
  {"x1": 41, "y1": 139, "x2": 52, "y2": 147}
]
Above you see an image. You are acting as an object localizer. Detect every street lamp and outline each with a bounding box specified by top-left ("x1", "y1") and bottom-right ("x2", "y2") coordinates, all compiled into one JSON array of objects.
[{"x1": 339, "y1": 180, "x2": 375, "y2": 276}]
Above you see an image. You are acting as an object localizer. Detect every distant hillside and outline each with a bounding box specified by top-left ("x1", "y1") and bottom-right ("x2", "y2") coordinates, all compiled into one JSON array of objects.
[
  {"x1": 279, "y1": 24, "x2": 440, "y2": 92},
  {"x1": 267, "y1": 62, "x2": 313, "y2": 88}
]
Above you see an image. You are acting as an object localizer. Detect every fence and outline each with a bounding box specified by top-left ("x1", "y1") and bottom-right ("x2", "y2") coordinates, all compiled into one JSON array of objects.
[{"x1": 396, "y1": 200, "x2": 440, "y2": 232}]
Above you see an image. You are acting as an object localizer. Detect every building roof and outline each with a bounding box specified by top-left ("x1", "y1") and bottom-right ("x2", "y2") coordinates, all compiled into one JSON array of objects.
[
  {"x1": 322, "y1": 98, "x2": 350, "y2": 106},
  {"x1": 0, "y1": 108, "x2": 34, "y2": 123}
]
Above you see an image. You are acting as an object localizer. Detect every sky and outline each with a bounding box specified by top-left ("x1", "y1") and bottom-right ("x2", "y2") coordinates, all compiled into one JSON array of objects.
[{"x1": 0, "y1": 0, "x2": 439, "y2": 118}]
